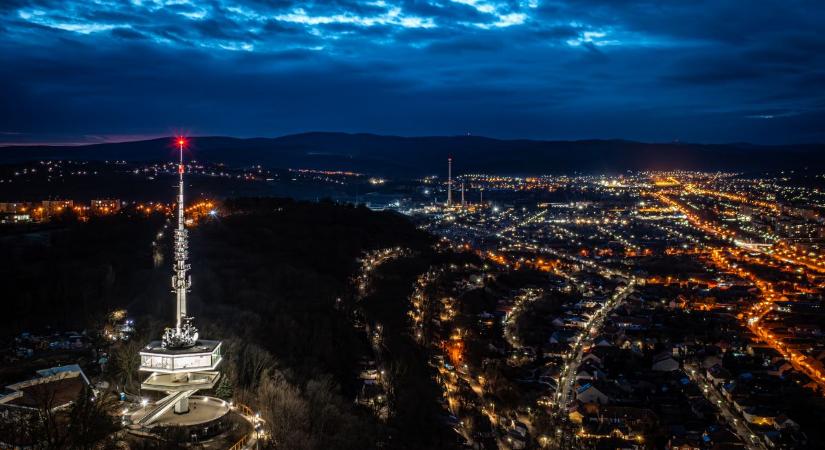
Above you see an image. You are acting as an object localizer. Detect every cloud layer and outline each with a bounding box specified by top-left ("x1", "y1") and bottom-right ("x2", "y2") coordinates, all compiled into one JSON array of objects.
[{"x1": 2, "y1": 0, "x2": 824, "y2": 144}]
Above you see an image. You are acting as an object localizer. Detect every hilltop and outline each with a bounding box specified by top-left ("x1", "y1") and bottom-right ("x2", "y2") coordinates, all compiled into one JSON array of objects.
[{"x1": 2, "y1": 132, "x2": 823, "y2": 175}]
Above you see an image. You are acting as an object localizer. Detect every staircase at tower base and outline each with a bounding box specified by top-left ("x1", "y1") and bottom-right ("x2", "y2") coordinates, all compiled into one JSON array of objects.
[{"x1": 136, "y1": 389, "x2": 197, "y2": 426}]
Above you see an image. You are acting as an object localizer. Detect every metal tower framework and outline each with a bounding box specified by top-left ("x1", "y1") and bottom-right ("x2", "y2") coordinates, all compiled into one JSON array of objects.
[
  {"x1": 173, "y1": 138, "x2": 191, "y2": 329},
  {"x1": 161, "y1": 138, "x2": 198, "y2": 349}
]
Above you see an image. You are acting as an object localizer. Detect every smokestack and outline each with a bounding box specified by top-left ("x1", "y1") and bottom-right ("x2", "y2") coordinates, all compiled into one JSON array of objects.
[{"x1": 447, "y1": 157, "x2": 453, "y2": 207}]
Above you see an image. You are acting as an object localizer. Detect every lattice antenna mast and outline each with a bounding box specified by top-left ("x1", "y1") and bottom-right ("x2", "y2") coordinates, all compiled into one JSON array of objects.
[{"x1": 172, "y1": 137, "x2": 191, "y2": 330}]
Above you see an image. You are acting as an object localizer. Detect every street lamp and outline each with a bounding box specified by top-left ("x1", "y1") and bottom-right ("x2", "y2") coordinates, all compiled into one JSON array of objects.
[{"x1": 254, "y1": 413, "x2": 262, "y2": 450}]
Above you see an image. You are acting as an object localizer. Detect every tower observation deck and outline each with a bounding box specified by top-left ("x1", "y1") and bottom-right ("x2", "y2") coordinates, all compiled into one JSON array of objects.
[{"x1": 135, "y1": 137, "x2": 223, "y2": 426}]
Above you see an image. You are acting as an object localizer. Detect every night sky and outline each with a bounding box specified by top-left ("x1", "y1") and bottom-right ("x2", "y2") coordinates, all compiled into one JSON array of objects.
[{"x1": 1, "y1": 1, "x2": 823, "y2": 145}]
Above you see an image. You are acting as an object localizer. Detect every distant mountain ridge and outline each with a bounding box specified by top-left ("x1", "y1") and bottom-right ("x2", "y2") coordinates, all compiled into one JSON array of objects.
[{"x1": 1, "y1": 132, "x2": 822, "y2": 175}]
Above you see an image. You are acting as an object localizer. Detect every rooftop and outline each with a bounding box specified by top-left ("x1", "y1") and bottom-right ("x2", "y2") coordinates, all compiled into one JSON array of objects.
[{"x1": 0, "y1": 367, "x2": 88, "y2": 410}]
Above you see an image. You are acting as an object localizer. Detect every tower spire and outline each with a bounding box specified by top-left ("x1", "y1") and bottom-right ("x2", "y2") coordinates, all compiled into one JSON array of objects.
[
  {"x1": 164, "y1": 136, "x2": 197, "y2": 349},
  {"x1": 173, "y1": 137, "x2": 190, "y2": 328}
]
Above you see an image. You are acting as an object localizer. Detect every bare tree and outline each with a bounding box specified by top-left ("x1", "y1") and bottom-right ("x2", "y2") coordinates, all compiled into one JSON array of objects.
[
  {"x1": 22, "y1": 383, "x2": 69, "y2": 450},
  {"x1": 110, "y1": 339, "x2": 141, "y2": 392},
  {"x1": 0, "y1": 407, "x2": 38, "y2": 448},
  {"x1": 255, "y1": 369, "x2": 313, "y2": 450},
  {"x1": 66, "y1": 386, "x2": 119, "y2": 450},
  {"x1": 239, "y1": 342, "x2": 273, "y2": 389}
]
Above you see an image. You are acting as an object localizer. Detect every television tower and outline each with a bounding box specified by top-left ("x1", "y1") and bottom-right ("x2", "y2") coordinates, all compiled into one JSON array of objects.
[
  {"x1": 461, "y1": 181, "x2": 465, "y2": 206},
  {"x1": 137, "y1": 137, "x2": 223, "y2": 424},
  {"x1": 173, "y1": 137, "x2": 190, "y2": 330},
  {"x1": 447, "y1": 157, "x2": 453, "y2": 207}
]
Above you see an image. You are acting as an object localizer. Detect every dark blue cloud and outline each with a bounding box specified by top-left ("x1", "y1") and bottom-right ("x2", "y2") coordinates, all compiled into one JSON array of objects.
[{"x1": 1, "y1": 0, "x2": 824, "y2": 144}]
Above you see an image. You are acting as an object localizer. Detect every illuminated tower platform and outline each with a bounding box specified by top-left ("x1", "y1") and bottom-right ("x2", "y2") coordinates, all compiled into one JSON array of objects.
[
  {"x1": 138, "y1": 339, "x2": 222, "y2": 419},
  {"x1": 134, "y1": 137, "x2": 224, "y2": 427}
]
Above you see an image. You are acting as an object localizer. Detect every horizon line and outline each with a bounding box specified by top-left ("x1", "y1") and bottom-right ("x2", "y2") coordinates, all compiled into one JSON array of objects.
[{"x1": 0, "y1": 131, "x2": 822, "y2": 148}]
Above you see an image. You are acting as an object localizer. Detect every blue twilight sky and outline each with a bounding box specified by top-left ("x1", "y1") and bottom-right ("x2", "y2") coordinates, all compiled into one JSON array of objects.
[{"x1": 1, "y1": 0, "x2": 824, "y2": 145}]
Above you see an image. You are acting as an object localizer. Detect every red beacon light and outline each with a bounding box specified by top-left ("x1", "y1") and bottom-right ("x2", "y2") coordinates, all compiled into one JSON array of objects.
[{"x1": 176, "y1": 137, "x2": 187, "y2": 173}]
